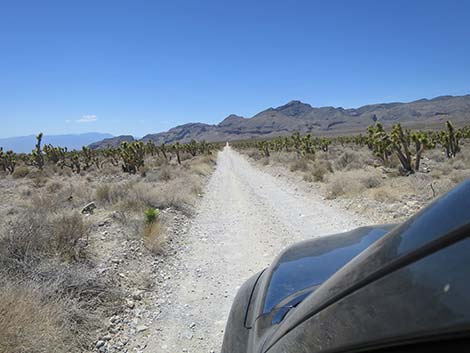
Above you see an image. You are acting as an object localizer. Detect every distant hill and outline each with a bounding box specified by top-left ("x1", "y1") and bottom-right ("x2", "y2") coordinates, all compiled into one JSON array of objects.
[
  {"x1": 90, "y1": 94, "x2": 470, "y2": 148},
  {"x1": 88, "y1": 135, "x2": 134, "y2": 149},
  {"x1": 0, "y1": 132, "x2": 113, "y2": 153}
]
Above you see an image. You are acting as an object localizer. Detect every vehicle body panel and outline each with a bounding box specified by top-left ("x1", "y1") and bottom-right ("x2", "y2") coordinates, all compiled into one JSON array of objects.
[{"x1": 222, "y1": 180, "x2": 470, "y2": 353}]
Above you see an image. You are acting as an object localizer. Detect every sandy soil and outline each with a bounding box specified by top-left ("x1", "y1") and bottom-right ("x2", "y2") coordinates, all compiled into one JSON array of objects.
[{"x1": 145, "y1": 147, "x2": 368, "y2": 353}]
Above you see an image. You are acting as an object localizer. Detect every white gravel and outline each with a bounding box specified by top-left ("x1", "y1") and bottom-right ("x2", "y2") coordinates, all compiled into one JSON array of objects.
[{"x1": 145, "y1": 146, "x2": 368, "y2": 353}]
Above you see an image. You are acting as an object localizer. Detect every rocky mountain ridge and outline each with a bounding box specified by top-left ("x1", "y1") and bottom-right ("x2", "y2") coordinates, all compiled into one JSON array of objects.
[{"x1": 90, "y1": 94, "x2": 470, "y2": 148}]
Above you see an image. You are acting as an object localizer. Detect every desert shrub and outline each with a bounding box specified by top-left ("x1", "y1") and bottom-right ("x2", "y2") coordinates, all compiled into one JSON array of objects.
[
  {"x1": 28, "y1": 170, "x2": 49, "y2": 188},
  {"x1": 290, "y1": 158, "x2": 310, "y2": 172},
  {"x1": 12, "y1": 165, "x2": 30, "y2": 178},
  {"x1": 427, "y1": 149, "x2": 447, "y2": 163},
  {"x1": 260, "y1": 157, "x2": 270, "y2": 166},
  {"x1": 268, "y1": 151, "x2": 294, "y2": 165},
  {"x1": 0, "y1": 281, "x2": 87, "y2": 353},
  {"x1": 157, "y1": 165, "x2": 174, "y2": 181},
  {"x1": 142, "y1": 180, "x2": 196, "y2": 214},
  {"x1": 57, "y1": 167, "x2": 73, "y2": 177},
  {"x1": 334, "y1": 150, "x2": 363, "y2": 170},
  {"x1": 46, "y1": 180, "x2": 63, "y2": 193},
  {"x1": 139, "y1": 165, "x2": 149, "y2": 177},
  {"x1": 451, "y1": 160, "x2": 466, "y2": 170},
  {"x1": 247, "y1": 149, "x2": 262, "y2": 160},
  {"x1": 371, "y1": 186, "x2": 398, "y2": 202},
  {"x1": 95, "y1": 184, "x2": 112, "y2": 203},
  {"x1": 189, "y1": 159, "x2": 213, "y2": 176},
  {"x1": 30, "y1": 191, "x2": 63, "y2": 213},
  {"x1": 0, "y1": 212, "x2": 88, "y2": 273},
  {"x1": 142, "y1": 218, "x2": 164, "y2": 254},
  {"x1": 360, "y1": 173, "x2": 382, "y2": 189},
  {"x1": 0, "y1": 213, "x2": 51, "y2": 273},
  {"x1": 309, "y1": 159, "x2": 333, "y2": 182},
  {"x1": 51, "y1": 212, "x2": 89, "y2": 261},
  {"x1": 325, "y1": 173, "x2": 365, "y2": 199},
  {"x1": 449, "y1": 170, "x2": 470, "y2": 185}
]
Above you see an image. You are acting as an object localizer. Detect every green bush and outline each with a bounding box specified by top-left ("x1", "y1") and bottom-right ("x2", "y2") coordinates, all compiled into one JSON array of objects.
[{"x1": 144, "y1": 208, "x2": 160, "y2": 224}]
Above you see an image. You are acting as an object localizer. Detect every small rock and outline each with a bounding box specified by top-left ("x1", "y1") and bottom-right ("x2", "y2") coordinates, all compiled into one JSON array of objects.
[
  {"x1": 82, "y1": 202, "x2": 96, "y2": 215},
  {"x1": 136, "y1": 325, "x2": 149, "y2": 333},
  {"x1": 132, "y1": 291, "x2": 143, "y2": 301},
  {"x1": 126, "y1": 300, "x2": 135, "y2": 309},
  {"x1": 96, "y1": 340, "x2": 105, "y2": 348}
]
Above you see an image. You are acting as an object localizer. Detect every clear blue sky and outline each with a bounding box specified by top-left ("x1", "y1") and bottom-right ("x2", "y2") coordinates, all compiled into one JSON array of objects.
[{"x1": 1, "y1": 0, "x2": 470, "y2": 138}]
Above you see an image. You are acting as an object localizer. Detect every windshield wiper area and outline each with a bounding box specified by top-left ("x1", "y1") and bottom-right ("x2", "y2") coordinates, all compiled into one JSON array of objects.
[{"x1": 271, "y1": 285, "x2": 319, "y2": 324}]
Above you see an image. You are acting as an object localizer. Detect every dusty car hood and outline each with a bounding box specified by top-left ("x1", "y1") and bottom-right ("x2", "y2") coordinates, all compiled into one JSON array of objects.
[
  {"x1": 264, "y1": 179, "x2": 470, "y2": 351},
  {"x1": 262, "y1": 225, "x2": 396, "y2": 317}
]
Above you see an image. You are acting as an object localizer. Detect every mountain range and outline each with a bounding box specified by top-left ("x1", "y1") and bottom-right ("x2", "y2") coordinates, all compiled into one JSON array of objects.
[
  {"x1": 0, "y1": 133, "x2": 113, "y2": 153},
  {"x1": 3, "y1": 95, "x2": 470, "y2": 152},
  {"x1": 90, "y1": 94, "x2": 470, "y2": 149}
]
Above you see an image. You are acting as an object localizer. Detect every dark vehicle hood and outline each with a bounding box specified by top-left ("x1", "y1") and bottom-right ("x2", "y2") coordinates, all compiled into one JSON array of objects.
[
  {"x1": 263, "y1": 179, "x2": 470, "y2": 351},
  {"x1": 245, "y1": 224, "x2": 397, "y2": 345},
  {"x1": 261, "y1": 224, "x2": 396, "y2": 319}
]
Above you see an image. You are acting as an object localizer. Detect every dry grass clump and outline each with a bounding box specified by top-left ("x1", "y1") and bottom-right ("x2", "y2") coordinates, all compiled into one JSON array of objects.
[
  {"x1": 0, "y1": 210, "x2": 115, "y2": 353},
  {"x1": 0, "y1": 280, "x2": 88, "y2": 353},
  {"x1": 312, "y1": 159, "x2": 333, "y2": 182},
  {"x1": 52, "y1": 212, "x2": 89, "y2": 261},
  {"x1": 0, "y1": 212, "x2": 88, "y2": 273},
  {"x1": 360, "y1": 173, "x2": 382, "y2": 189},
  {"x1": 188, "y1": 156, "x2": 215, "y2": 176},
  {"x1": 290, "y1": 158, "x2": 311, "y2": 172},
  {"x1": 131, "y1": 178, "x2": 199, "y2": 214},
  {"x1": 12, "y1": 165, "x2": 30, "y2": 178},
  {"x1": 156, "y1": 164, "x2": 174, "y2": 181},
  {"x1": 325, "y1": 173, "x2": 364, "y2": 199},
  {"x1": 143, "y1": 221, "x2": 164, "y2": 254},
  {"x1": 334, "y1": 149, "x2": 364, "y2": 171},
  {"x1": 371, "y1": 185, "x2": 399, "y2": 202},
  {"x1": 95, "y1": 184, "x2": 112, "y2": 203},
  {"x1": 449, "y1": 169, "x2": 470, "y2": 184},
  {"x1": 46, "y1": 180, "x2": 64, "y2": 193},
  {"x1": 105, "y1": 155, "x2": 214, "y2": 215},
  {"x1": 324, "y1": 168, "x2": 383, "y2": 199}
]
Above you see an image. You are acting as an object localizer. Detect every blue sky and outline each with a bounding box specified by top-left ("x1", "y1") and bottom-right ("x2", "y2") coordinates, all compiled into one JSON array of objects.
[{"x1": 1, "y1": 0, "x2": 469, "y2": 138}]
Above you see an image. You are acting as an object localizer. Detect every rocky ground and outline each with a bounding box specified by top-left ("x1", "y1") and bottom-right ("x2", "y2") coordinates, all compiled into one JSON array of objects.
[
  {"x1": 242, "y1": 144, "x2": 470, "y2": 225},
  {"x1": 0, "y1": 154, "x2": 215, "y2": 353},
  {"x1": 88, "y1": 207, "x2": 191, "y2": 353}
]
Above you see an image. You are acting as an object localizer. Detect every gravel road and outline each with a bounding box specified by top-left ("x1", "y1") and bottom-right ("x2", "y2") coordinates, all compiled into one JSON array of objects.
[{"x1": 146, "y1": 146, "x2": 367, "y2": 353}]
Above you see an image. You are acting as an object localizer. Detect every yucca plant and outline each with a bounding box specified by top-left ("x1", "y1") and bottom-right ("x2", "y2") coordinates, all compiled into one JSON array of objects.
[{"x1": 144, "y1": 208, "x2": 160, "y2": 224}]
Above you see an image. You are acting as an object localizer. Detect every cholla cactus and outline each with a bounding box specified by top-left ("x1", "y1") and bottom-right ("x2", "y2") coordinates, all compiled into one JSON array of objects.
[
  {"x1": 367, "y1": 123, "x2": 392, "y2": 164},
  {"x1": 257, "y1": 141, "x2": 270, "y2": 157},
  {"x1": 81, "y1": 146, "x2": 96, "y2": 170},
  {"x1": 0, "y1": 148, "x2": 16, "y2": 173},
  {"x1": 160, "y1": 143, "x2": 169, "y2": 160},
  {"x1": 30, "y1": 133, "x2": 45, "y2": 169},
  {"x1": 390, "y1": 124, "x2": 414, "y2": 173},
  {"x1": 103, "y1": 148, "x2": 120, "y2": 166},
  {"x1": 440, "y1": 121, "x2": 461, "y2": 158},
  {"x1": 43, "y1": 144, "x2": 61, "y2": 164},
  {"x1": 120, "y1": 141, "x2": 145, "y2": 174},
  {"x1": 173, "y1": 142, "x2": 182, "y2": 165},
  {"x1": 186, "y1": 140, "x2": 198, "y2": 157},
  {"x1": 145, "y1": 140, "x2": 157, "y2": 156},
  {"x1": 411, "y1": 131, "x2": 434, "y2": 171},
  {"x1": 316, "y1": 137, "x2": 331, "y2": 152}
]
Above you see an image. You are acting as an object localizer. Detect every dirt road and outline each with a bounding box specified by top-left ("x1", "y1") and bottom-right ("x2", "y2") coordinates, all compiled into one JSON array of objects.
[{"x1": 146, "y1": 147, "x2": 367, "y2": 353}]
